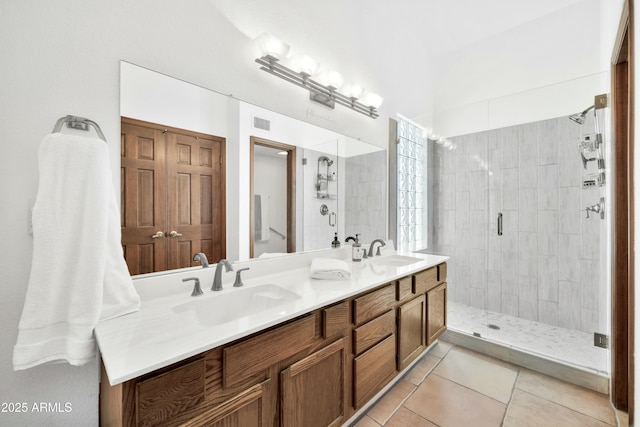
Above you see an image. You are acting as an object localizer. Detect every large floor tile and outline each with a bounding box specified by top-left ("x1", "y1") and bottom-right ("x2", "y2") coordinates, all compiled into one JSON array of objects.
[
  {"x1": 428, "y1": 340, "x2": 453, "y2": 358},
  {"x1": 385, "y1": 407, "x2": 437, "y2": 427},
  {"x1": 404, "y1": 374, "x2": 506, "y2": 427},
  {"x1": 366, "y1": 379, "x2": 416, "y2": 425},
  {"x1": 403, "y1": 354, "x2": 441, "y2": 385},
  {"x1": 504, "y1": 389, "x2": 612, "y2": 427},
  {"x1": 515, "y1": 369, "x2": 616, "y2": 425},
  {"x1": 433, "y1": 346, "x2": 518, "y2": 403},
  {"x1": 352, "y1": 415, "x2": 380, "y2": 427}
]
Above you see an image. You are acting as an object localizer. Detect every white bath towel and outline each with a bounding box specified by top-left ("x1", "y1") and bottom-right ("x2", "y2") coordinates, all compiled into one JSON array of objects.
[
  {"x1": 309, "y1": 258, "x2": 352, "y2": 280},
  {"x1": 254, "y1": 194, "x2": 271, "y2": 242},
  {"x1": 13, "y1": 133, "x2": 141, "y2": 370}
]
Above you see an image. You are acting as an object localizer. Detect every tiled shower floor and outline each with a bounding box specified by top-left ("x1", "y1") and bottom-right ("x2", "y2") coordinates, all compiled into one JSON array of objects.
[{"x1": 448, "y1": 301, "x2": 609, "y2": 374}]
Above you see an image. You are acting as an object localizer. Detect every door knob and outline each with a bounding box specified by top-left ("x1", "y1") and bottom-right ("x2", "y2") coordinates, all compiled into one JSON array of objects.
[
  {"x1": 169, "y1": 230, "x2": 183, "y2": 237},
  {"x1": 151, "y1": 231, "x2": 165, "y2": 239}
]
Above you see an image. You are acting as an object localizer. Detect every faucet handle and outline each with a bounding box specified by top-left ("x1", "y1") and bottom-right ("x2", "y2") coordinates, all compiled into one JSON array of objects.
[
  {"x1": 182, "y1": 277, "x2": 203, "y2": 297},
  {"x1": 233, "y1": 268, "x2": 250, "y2": 287}
]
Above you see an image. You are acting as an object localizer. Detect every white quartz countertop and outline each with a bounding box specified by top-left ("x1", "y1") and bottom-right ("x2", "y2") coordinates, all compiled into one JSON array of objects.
[{"x1": 96, "y1": 245, "x2": 449, "y2": 385}]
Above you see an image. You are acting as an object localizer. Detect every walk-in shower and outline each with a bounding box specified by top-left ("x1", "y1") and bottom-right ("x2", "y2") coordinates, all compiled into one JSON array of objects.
[{"x1": 431, "y1": 97, "x2": 610, "y2": 380}]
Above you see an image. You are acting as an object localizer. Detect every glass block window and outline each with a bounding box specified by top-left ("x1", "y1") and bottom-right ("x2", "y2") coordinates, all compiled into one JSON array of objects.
[{"x1": 397, "y1": 117, "x2": 427, "y2": 252}]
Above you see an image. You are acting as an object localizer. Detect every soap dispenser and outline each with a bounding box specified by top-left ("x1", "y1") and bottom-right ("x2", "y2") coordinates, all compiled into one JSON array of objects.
[
  {"x1": 352, "y1": 234, "x2": 363, "y2": 262},
  {"x1": 331, "y1": 233, "x2": 341, "y2": 248}
]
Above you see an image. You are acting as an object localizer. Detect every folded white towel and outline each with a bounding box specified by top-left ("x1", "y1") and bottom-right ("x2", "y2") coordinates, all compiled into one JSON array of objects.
[
  {"x1": 310, "y1": 258, "x2": 351, "y2": 280},
  {"x1": 13, "y1": 133, "x2": 141, "y2": 370}
]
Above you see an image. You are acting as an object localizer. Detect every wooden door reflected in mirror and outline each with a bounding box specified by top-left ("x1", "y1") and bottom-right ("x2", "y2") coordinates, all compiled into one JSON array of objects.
[{"x1": 121, "y1": 117, "x2": 226, "y2": 274}]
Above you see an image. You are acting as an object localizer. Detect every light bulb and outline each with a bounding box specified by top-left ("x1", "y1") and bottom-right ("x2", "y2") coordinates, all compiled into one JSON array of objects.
[
  {"x1": 360, "y1": 92, "x2": 383, "y2": 109},
  {"x1": 289, "y1": 53, "x2": 319, "y2": 76},
  {"x1": 256, "y1": 32, "x2": 290, "y2": 61},
  {"x1": 343, "y1": 83, "x2": 365, "y2": 99},
  {"x1": 316, "y1": 70, "x2": 344, "y2": 90}
]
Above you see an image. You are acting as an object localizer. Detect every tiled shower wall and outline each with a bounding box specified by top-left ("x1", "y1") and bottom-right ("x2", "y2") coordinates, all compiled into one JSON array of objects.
[
  {"x1": 432, "y1": 115, "x2": 604, "y2": 334},
  {"x1": 344, "y1": 150, "x2": 387, "y2": 242}
]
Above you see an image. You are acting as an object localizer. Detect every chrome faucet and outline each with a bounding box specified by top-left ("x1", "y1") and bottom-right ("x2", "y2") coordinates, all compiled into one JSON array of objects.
[
  {"x1": 368, "y1": 239, "x2": 386, "y2": 257},
  {"x1": 193, "y1": 252, "x2": 209, "y2": 268},
  {"x1": 212, "y1": 259, "x2": 233, "y2": 291}
]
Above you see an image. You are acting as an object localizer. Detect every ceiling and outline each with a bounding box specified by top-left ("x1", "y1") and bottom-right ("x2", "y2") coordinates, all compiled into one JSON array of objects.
[
  {"x1": 210, "y1": 0, "x2": 596, "y2": 122},
  {"x1": 211, "y1": 0, "x2": 586, "y2": 56}
]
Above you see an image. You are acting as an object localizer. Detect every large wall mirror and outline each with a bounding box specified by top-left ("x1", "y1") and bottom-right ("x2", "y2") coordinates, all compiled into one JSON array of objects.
[{"x1": 120, "y1": 61, "x2": 387, "y2": 275}]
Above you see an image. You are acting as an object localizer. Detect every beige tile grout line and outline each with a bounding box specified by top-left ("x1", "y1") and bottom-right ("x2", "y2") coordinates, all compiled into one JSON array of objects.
[
  {"x1": 379, "y1": 354, "x2": 447, "y2": 426},
  {"x1": 501, "y1": 367, "x2": 522, "y2": 426},
  {"x1": 369, "y1": 342, "x2": 620, "y2": 427}
]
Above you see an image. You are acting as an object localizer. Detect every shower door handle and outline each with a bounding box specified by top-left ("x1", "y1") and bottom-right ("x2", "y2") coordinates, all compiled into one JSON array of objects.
[{"x1": 497, "y1": 213, "x2": 503, "y2": 236}]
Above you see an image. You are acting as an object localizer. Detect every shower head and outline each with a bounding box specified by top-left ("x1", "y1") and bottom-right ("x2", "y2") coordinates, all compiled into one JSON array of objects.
[
  {"x1": 569, "y1": 105, "x2": 595, "y2": 124},
  {"x1": 319, "y1": 156, "x2": 333, "y2": 166}
]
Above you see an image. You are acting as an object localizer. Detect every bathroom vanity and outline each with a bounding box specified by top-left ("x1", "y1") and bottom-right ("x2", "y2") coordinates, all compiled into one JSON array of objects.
[{"x1": 97, "y1": 248, "x2": 448, "y2": 426}]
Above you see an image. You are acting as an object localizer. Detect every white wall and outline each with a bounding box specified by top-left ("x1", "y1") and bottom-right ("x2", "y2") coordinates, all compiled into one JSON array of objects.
[
  {"x1": 0, "y1": 0, "x2": 628, "y2": 425},
  {"x1": 120, "y1": 62, "x2": 229, "y2": 136},
  {"x1": 431, "y1": 0, "x2": 613, "y2": 137},
  {"x1": 0, "y1": 1, "x2": 385, "y2": 425},
  {"x1": 253, "y1": 153, "x2": 288, "y2": 256}
]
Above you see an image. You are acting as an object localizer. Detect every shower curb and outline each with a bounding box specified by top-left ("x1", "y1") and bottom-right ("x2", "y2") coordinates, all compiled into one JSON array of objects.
[{"x1": 442, "y1": 329, "x2": 610, "y2": 394}]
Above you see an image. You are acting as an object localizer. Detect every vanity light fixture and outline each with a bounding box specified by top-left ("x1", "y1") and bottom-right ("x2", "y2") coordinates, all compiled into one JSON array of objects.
[{"x1": 255, "y1": 33, "x2": 382, "y2": 119}]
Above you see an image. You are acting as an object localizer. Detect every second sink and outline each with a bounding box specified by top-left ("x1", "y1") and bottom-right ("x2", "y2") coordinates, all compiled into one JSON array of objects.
[
  {"x1": 372, "y1": 255, "x2": 423, "y2": 267},
  {"x1": 172, "y1": 284, "x2": 301, "y2": 326}
]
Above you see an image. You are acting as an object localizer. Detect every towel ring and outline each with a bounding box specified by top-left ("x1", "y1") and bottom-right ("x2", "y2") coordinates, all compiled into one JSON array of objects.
[{"x1": 52, "y1": 115, "x2": 107, "y2": 142}]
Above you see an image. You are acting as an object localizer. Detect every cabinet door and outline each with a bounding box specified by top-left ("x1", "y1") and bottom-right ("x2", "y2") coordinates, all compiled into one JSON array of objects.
[
  {"x1": 181, "y1": 380, "x2": 270, "y2": 427},
  {"x1": 281, "y1": 338, "x2": 346, "y2": 427},
  {"x1": 397, "y1": 295, "x2": 426, "y2": 371},
  {"x1": 427, "y1": 282, "x2": 447, "y2": 345},
  {"x1": 353, "y1": 335, "x2": 396, "y2": 409}
]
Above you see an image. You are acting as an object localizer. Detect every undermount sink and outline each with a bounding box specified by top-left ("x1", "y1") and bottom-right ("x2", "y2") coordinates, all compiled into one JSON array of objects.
[
  {"x1": 172, "y1": 284, "x2": 301, "y2": 326},
  {"x1": 372, "y1": 255, "x2": 423, "y2": 267}
]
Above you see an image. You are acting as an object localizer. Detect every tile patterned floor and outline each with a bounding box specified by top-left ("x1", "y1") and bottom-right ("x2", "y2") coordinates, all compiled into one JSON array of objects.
[
  {"x1": 448, "y1": 301, "x2": 609, "y2": 373},
  {"x1": 352, "y1": 341, "x2": 624, "y2": 427}
]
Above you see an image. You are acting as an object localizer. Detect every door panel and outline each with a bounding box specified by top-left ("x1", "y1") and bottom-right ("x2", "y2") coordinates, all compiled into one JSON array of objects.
[
  {"x1": 121, "y1": 118, "x2": 226, "y2": 274},
  {"x1": 121, "y1": 122, "x2": 167, "y2": 275},
  {"x1": 166, "y1": 131, "x2": 224, "y2": 269}
]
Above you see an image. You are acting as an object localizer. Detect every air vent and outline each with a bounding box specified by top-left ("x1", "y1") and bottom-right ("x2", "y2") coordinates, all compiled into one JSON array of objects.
[{"x1": 253, "y1": 116, "x2": 271, "y2": 131}]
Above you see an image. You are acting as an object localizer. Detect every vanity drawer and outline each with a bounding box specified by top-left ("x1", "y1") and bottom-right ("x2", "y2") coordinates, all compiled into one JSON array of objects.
[
  {"x1": 353, "y1": 334, "x2": 396, "y2": 409},
  {"x1": 396, "y1": 276, "x2": 414, "y2": 302},
  {"x1": 136, "y1": 359, "x2": 205, "y2": 427},
  {"x1": 323, "y1": 300, "x2": 350, "y2": 338},
  {"x1": 223, "y1": 314, "x2": 316, "y2": 388},
  {"x1": 353, "y1": 310, "x2": 395, "y2": 356},
  {"x1": 352, "y1": 284, "x2": 395, "y2": 326},
  {"x1": 414, "y1": 267, "x2": 439, "y2": 294}
]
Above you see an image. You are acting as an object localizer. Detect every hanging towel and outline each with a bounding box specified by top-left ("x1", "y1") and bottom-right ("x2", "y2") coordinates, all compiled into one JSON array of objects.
[
  {"x1": 13, "y1": 133, "x2": 141, "y2": 370},
  {"x1": 254, "y1": 194, "x2": 271, "y2": 242},
  {"x1": 309, "y1": 258, "x2": 352, "y2": 280}
]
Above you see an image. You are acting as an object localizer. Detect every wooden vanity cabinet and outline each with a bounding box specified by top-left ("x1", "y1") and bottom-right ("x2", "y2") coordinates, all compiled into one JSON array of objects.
[
  {"x1": 397, "y1": 294, "x2": 426, "y2": 370},
  {"x1": 280, "y1": 338, "x2": 347, "y2": 427},
  {"x1": 101, "y1": 262, "x2": 447, "y2": 427},
  {"x1": 427, "y1": 282, "x2": 447, "y2": 345}
]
